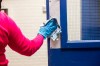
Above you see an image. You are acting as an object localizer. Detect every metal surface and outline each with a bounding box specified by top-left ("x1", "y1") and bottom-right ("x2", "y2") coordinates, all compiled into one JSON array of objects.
[{"x1": 49, "y1": 0, "x2": 61, "y2": 48}]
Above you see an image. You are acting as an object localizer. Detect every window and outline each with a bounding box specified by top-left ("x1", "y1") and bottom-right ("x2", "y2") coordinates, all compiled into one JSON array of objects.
[
  {"x1": 60, "y1": 0, "x2": 100, "y2": 48},
  {"x1": 67, "y1": 0, "x2": 100, "y2": 41}
]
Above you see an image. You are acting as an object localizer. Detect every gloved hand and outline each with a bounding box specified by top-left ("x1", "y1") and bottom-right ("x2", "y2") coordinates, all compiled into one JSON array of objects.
[{"x1": 38, "y1": 18, "x2": 58, "y2": 39}]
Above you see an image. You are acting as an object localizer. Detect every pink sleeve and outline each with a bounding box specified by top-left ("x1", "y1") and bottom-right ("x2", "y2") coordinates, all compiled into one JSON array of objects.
[{"x1": 6, "y1": 14, "x2": 44, "y2": 56}]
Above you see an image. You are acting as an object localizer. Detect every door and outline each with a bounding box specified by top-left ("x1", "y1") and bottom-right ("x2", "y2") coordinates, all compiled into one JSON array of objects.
[{"x1": 47, "y1": 0, "x2": 100, "y2": 66}]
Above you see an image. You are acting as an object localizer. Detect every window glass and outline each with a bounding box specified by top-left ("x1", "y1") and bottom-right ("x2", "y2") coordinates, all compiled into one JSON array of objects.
[{"x1": 67, "y1": 0, "x2": 100, "y2": 41}]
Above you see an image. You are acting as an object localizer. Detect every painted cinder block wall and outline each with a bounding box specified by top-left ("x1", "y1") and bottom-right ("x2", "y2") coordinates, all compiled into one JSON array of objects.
[{"x1": 2, "y1": 0, "x2": 48, "y2": 66}]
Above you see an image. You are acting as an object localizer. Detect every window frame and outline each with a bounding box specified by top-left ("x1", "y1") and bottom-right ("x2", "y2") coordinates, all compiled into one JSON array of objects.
[
  {"x1": 46, "y1": 0, "x2": 100, "y2": 49},
  {"x1": 60, "y1": 0, "x2": 100, "y2": 48}
]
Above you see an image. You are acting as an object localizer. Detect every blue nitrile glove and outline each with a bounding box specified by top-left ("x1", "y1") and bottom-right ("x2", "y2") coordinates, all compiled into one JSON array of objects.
[{"x1": 38, "y1": 18, "x2": 58, "y2": 39}]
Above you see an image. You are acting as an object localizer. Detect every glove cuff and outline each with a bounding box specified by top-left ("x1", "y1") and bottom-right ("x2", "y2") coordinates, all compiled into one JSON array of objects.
[{"x1": 38, "y1": 32, "x2": 47, "y2": 39}]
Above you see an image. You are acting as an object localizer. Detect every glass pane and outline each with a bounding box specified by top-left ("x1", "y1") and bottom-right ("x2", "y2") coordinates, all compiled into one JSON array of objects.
[
  {"x1": 67, "y1": 0, "x2": 81, "y2": 41},
  {"x1": 67, "y1": 0, "x2": 100, "y2": 41},
  {"x1": 82, "y1": 0, "x2": 100, "y2": 40}
]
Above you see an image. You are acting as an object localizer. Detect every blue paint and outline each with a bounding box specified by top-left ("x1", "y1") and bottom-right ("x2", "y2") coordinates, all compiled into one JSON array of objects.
[
  {"x1": 60, "y1": 0, "x2": 100, "y2": 48},
  {"x1": 46, "y1": 0, "x2": 49, "y2": 20},
  {"x1": 60, "y1": 0, "x2": 68, "y2": 48},
  {"x1": 46, "y1": 0, "x2": 100, "y2": 66},
  {"x1": 46, "y1": 0, "x2": 51, "y2": 66},
  {"x1": 49, "y1": 49, "x2": 100, "y2": 66}
]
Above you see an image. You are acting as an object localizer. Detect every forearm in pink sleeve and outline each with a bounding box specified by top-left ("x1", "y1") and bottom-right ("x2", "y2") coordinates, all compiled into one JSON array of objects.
[{"x1": 7, "y1": 16, "x2": 44, "y2": 56}]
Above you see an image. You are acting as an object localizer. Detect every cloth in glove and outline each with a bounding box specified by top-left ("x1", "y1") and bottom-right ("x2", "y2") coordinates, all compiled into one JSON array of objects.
[{"x1": 38, "y1": 18, "x2": 58, "y2": 39}]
